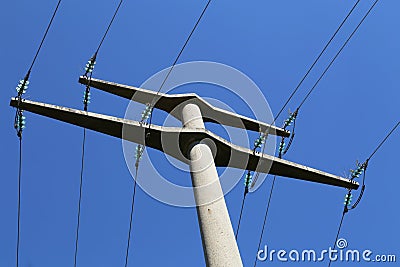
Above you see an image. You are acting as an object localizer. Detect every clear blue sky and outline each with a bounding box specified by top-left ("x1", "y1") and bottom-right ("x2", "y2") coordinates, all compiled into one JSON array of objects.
[{"x1": 1, "y1": 0, "x2": 399, "y2": 266}]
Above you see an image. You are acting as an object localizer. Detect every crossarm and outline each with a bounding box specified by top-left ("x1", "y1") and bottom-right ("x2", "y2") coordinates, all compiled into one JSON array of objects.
[
  {"x1": 10, "y1": 98, "x2": 358, "y2": 190},
  {"x1": 79, "y1": 76, "x2": 290, "y2": 138}
]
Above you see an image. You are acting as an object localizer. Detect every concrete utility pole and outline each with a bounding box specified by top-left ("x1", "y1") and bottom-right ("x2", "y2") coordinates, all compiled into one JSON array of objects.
[
  {"x1": 182, "y1": 103, "x2": 242, "y2": 266},
  {"x1": 10, "y1": 77, "x2": 358, "y2": 267}
]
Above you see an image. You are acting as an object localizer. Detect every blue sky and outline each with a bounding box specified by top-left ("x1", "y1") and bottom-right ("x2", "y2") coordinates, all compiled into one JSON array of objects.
[{"x1": 1, "y1": 0, "x2": 399, "y2": 266}]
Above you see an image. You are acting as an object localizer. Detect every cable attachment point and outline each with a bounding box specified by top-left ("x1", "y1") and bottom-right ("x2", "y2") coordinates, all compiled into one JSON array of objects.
[
  {"x1": 141, "y1": 103, "x2": 153, "y2": 122},
  {"x1": 14, "y1": 74, "x2": 30, "y2": 137},
  {"x1": 84, "y1": 54, "x2": 97, "y2": 77},
  {"x1": 278, "y1": 109, "x2": 299, "y2": 157},
  {"x1": 83, "y1": 87, "x2": 91, "y2": 111},
  {"x1": 278, "y1": 138, "x2": 285, "y2": 158},
  {"x1": 82, "y1": 53, "x2": 97, "y2": 111},
  {"x1": 243, "y1": 171, "x2": 253, "y2": 195},
  {"x1": 254, "y1": 134, "x2": 266, "y2": 150},
  {"x1": 343, "y1": 190, "x2": 353, "y2": 212},
  {"x1": 283, "y1": 108, "x2": 298, "y2": 129},
  {"x1": 135, "y1": 145, "x2": 144, "y2": 161},
  {"x1": 350, "y1": 160, "x2": 367, "y2": 180},
  {"x1": 16, "y1": 79, "x2": 29, "y2": 96},
  {"x1": 346, "y1": 159, "x2": 369, "y2": 211},
  {"x1": 14, "y1": 110, "x2": 26, "y2": 138},
  {"x1": 134, "y1": 145, "x2": 145, "y2": 168}
]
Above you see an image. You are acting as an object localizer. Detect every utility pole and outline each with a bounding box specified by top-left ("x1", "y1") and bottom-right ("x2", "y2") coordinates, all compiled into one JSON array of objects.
[
  {"x1": 182, "y1": 103, "x2": 242, "y2": 266},
  {"x1": 10, "y1": 77, "x2": 358, "y2": 267}
]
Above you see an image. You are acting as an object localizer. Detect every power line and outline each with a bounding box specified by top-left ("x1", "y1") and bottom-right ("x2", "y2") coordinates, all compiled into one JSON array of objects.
[
  {"x1": 16, "y1": 138, "x2": 22, "y2": 267},
  {"x1": 13, "y1": 2, "x2": 62, "y2": 267},
  {"x1": 81, "y1": 1, "x2": 211, "y2": 264},
  {"x1": 235, "y1": 0, "x2": 362, "y2": 242},
  {"x1": 255, "y1": 0, "x2": 379, "y2": 213},
  {"x1": 367, "y1": 120, "x2": 400, "y2": 161},
  {"x1": 320, "y1": 5, "x2": 387, "y2": 262},
  {"x1": 124, "y1": 165, "x2": 139, "y2": 267},
  {"x1": 74, "y1": 129, "x2": 87, "y2": 267},
  {"x1": 122, "y1": 145, "x2": 145, "y2": 266},
  {"x1": 147, "y1": 0, "x2": 212, "y2": 125},
  {"x1": 235, "y1": 170, "x2": 256, "y2": 239},
  {"x1": 327, "y1": 119, "x2": 398, "y2": 267},
  {"x1": 327, "y1": 166, "x2": 365, "y2": 267},
  {"x1": 120, "y1": 0, "x2": 214, "y2": 245},
  {"x1": 118, "y1": 15, "x2": 211, "y2": 250},
  {"x1": 135, "y1": 6, "x2": 213, "y2": 254},
  {"x1": 243, "y1": 0, "x2": 363, "y2": 195},
  {"x1": 28, "y1": 0, "x2": 62, "y2": 76},
  {"x1": 74, "y1": 2, "x2": 125, "y2": 266},
  {"x1": 81, "y1": 0, "x2": 124, "y2": 104},
  {"x1": 259, "y1": 0, "x2": 379, "y2": 174},
  {"x1": 327, "y1": 212, "x2": 346, "y2": 267},
  {"x1": 274, "y1": 0, "x2": 361, "y2": 124},
  {"x1": 297, "y1": 0, "x2": 379, "y2": 110},
  {"x1": 253, "y1": 175, "x2": 277, "y2": 267},
  {"x1": 82, "y1": 0, "x2": 123, "y2": 77},
  {"x1": 123, "y1": 2, "x2": 212, "y2": 259},
  {"x1": 250, "y1": 1, "x2": 381, "y2": 265},
  {"x1": 96, "y1": 0, "x2": 123, "y2": 56},
  {"x1": 235, "y1": 194, "x2": 247, "y2": 239},
  {"x1": 14, "y1": 0, "x2": 62, "y2": 136}
]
